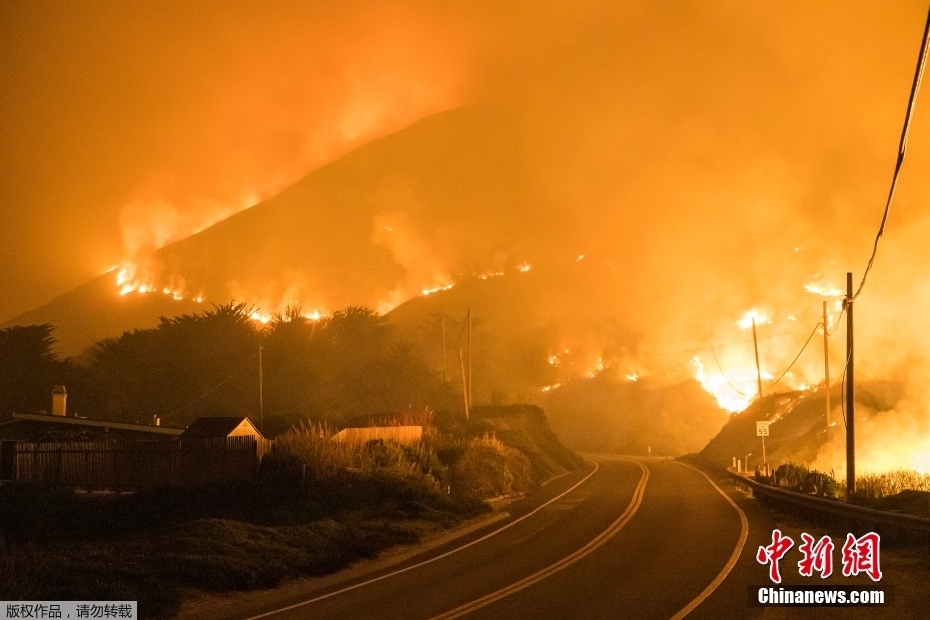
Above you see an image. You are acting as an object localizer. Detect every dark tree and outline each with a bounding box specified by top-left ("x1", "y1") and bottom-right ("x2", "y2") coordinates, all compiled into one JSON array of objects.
[{"x1": 0, "y1": 324, "x2": 63, "y2": 414}]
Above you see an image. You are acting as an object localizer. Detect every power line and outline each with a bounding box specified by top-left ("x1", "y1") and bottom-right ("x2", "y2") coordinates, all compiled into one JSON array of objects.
[
  {"x1": 642, "y1": 325, "x2": 813, "y2": 359},
  {"x1": 854, "y1": 5, "x2": 930, "y2": 301},
  {"x1": 826, "y1": 306, "x2": 846, "y2": 337},
  {"x1": 840, "y1": 345, "x2": 852, "y2": 430},
  {"x1": 439, "y1": 323, "x2": 820, "y2": 367},
  {"x1": 708, "y1": 328, "x2": 749, "y2": 396},
  {"x1": 764, "y1": 321, "x2": 822, "y2": 391},
  {"x1": 167, "y1": 352, "x2": 259, "y2": 417}
]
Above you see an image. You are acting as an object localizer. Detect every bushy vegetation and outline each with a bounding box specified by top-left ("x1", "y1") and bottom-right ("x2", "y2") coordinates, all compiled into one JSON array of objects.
[
  {"x1": 269, "y1": 420, "x2": 537, "y2": 503},
  {"x1": 766, "y1": 462, "x2": 842, "y2": 499}
]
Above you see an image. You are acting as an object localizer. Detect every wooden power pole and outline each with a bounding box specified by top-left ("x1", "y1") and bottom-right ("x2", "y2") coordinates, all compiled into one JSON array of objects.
[
  {"x1": 751, "y1": 316, "x2": 764, "y2": 402},
  {"x1": 459, "y1": 349, "x2": 469, "y2": 420},
  {"x1": 846, "y1": 272, "x2": 856, "y2": 494},
  {"x1": 467, "y1": 307, "x2": 472, "y2": 408},
  {"x1": 823, "y1": 301, "x2": 831, "y2": 439},
  {"x1": 441, "y1": 314, "x2": 447, "y2": 383},
  {"x1": 258, "y1": 345, "x2": 264, "y2": 434},
  {"x1": 752, "y1": 316, "x2": 766, "y2": 466}
]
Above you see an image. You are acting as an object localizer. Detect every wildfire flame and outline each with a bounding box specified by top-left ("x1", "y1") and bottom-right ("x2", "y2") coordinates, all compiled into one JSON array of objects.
[
  {"x1": 737, "y1": 309, "x2": 770, "y2": 330},
  {"x1": 422, "y1": 283, "x2": 454, "y2": 296},
  {"x1": 691, "y1": 355, "x2": 773, "y2": 413},
  {"x1": 804, "y1": 282, "x2": 843, "y2": 297}
]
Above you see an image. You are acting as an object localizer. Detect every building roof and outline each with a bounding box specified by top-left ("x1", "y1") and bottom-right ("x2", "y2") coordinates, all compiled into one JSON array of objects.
[
  {"x1": 180, "y1": 416, "x2": 263, "y2": 438},
  {"x1": 0, "y1": 412, "x2": 183, "y2": 436}
]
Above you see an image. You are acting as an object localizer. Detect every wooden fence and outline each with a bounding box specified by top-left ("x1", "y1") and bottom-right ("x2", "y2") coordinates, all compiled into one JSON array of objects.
[
  {"x1": 2, "y1": 437, "x2": 272, "y2": 491},
  {"x1": 331, "y1": 425, "x2": 423, "y2": 445}
]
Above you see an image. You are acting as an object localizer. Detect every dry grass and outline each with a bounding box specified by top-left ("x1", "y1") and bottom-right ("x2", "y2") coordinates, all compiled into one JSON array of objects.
[
  {"x1": 271, "y1": 421, "x2": 445, "y2": 485},
  {"x1": 855, "y1": 469, "x2": 930, "y2": 500}
]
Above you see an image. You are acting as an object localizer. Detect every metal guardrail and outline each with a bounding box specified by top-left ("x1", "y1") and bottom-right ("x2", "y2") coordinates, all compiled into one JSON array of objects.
[{"x1": 727, "y1": 468, "x2": 930, "y2": 540}]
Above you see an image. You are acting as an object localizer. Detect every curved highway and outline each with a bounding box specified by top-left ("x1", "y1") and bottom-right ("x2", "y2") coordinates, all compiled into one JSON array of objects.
[{"x1": 194, "y1": 456, "x2": 750, "y2": 620}]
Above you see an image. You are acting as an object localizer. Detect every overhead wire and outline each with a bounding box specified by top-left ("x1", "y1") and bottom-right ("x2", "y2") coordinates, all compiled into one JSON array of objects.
[
  {"x1": 451, "y1": 324, "x2": 818, "y2": 366},
  {"x1": 840, "y1": 345, "x2": 852, "y2": 430},
  {"x1": 853, "y1": 6, "x2": 930, "y2": 301},
  {"x1": 763, "y1": 320, "x2": 822, "y2": 392},
  {"x1": 708, "y1": 329, "x2": 750, "y2": 397},
  {"x1": 826, "y1": 306, "x2": 846, "y2": 337},
  {"x1": 167, "y1": 352, "x2": 259, "y2": 417}
]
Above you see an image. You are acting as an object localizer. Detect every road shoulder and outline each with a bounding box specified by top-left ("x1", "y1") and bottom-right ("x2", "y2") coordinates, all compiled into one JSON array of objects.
[{"x1": 175, "y1": 509, "x2": 510, "y2": 620}]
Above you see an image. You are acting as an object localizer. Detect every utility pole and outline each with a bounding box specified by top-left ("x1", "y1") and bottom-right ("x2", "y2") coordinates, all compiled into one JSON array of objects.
[
  {"x1": 441, "y1": 314, "x2": 447, "y2": 383},
  {"x1": 846, "y1": 272, "x2": 855, "y2": 494},
  {"x1": 823, "y1": 301, "x2": 831, "y2": 439},
  {"x1": 751, "y1": 316, "x2": 764, "y2": 401},
  {"x1": 467, "y1": 307, "x2": 472, "y2": 408},
  {"x1": 752, "y1": 316, "x2": 765, "y2": 468},
  {"x1": 258, "y1": 345, "x2": 264, "y2": 434},
  {"x1": 459, "y1": 349, "x2": 470, "y2": 420}
]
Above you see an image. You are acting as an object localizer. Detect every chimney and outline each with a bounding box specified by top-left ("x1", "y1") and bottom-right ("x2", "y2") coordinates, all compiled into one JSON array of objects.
[{"x1": 52, "y1": 385, "x2": 67, "y2": 417}]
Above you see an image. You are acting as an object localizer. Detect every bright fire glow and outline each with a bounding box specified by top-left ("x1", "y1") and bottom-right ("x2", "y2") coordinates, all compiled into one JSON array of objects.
[
  {"x1": 116, "y1": 264, "x2": 154, "y2": 296},
  {"x1": 626, "y1": 372, "x2": 640, "y2": 381},
  {"x1": 541, "y1": 382, "x2": 561, "y2": 392},
  {"x1": 913, "y1": 453, "x2": 930, "y2": 474},
  {"x1": 804, "y1": 282, "x2": 843, "y2": 297},
  {"x1": 422, "y1": 283, "x2": 454, "y2": 296},
  {"x1": 737, "y1": 310, "x2": 770, "y2": 330},
  {"x1": 517, "y1": 262, "x2": 532, "y2": 272},
  {"x1": 691, "y1": 355, "x2": 773, "y2": 413},
  {"x1": 250, "y1": 311, "x2": 272, "y2": 324}
]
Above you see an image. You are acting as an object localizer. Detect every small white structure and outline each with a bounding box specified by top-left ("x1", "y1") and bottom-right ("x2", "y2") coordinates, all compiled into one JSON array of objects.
[
  {"x1": 52, "y1": 385, "x2": 67, "y2": 417},
  {"x1": 181, "y1": 416, "x2": 265, "y2": 439}
]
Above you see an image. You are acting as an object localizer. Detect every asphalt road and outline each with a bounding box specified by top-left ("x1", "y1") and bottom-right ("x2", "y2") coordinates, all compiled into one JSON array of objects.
[{"x1": 224, "y1": 456, "x2": 750, "y2": 620}]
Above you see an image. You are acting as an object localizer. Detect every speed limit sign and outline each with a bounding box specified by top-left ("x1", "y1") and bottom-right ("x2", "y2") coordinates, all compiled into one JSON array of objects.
[{"x1": 756, "y1": 421, "x2": 770, "y2": 437}]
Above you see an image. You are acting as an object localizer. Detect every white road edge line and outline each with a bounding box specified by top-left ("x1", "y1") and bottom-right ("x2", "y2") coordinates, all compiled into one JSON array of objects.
[
  {"x1": 242, "y1": 461, "x2": 601, "y2": 620},
  {"x1": 667, "y1": 461, "x2": 749, "y2": 620},
  {"x1": 429, "y1": 459, "x2": 650, "y2": 620}
]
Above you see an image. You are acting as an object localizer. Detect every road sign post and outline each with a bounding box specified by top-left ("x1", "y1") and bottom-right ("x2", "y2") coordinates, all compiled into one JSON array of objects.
[{"x1": 756, "y1": 421, "x2": 770, "y2": 469}]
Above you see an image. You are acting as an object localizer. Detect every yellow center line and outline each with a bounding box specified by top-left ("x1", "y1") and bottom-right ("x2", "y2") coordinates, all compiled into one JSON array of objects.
[{"x1": 429, "y1": 459, "x2": 650, "y2": 620}]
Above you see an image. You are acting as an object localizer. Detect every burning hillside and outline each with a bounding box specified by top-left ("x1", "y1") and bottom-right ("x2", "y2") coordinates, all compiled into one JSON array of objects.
[{"x1": 6, "y1": 1, "x2": 930, "y2": 475}]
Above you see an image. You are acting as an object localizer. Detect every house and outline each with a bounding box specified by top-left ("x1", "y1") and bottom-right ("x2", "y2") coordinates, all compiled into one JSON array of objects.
[
  {"x1": 180, "y1": 416, "x2": 265, "y2": 439},
  {"x1": 0, "y1": 411, "x2": 183, "y2": 442},
  {"x1": 178, "y1": 417, "x2": 270, "y2": 486},
  {"x1": 0, "y1": 385, "x2": 181, "y2": 442}
]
